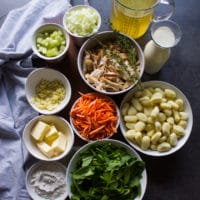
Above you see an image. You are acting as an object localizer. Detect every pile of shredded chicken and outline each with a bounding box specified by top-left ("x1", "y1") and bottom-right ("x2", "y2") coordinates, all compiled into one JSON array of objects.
[{"x1": 82, "y1": 41, "x2": 140, "y2": 92}]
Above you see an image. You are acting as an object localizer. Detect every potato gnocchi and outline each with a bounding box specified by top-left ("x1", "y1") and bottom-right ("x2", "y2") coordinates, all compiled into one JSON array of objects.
[{"x1": 121, "y1": 86, "x2": 188, "y2": 152}]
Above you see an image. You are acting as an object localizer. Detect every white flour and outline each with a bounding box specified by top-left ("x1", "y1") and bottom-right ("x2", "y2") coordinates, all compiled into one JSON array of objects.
[{"x1": 29, "y1": 163, "x2": 66, "y2": 200}]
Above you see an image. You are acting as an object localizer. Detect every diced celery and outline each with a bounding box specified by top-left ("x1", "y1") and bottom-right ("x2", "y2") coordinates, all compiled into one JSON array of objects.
[
  {"x1": 46, "y1": 47, "x2": 59, "y2": 57},
  {"x1": 36, "y1": 37, "x2": 43, "y2": 44},
  {"x1": 48, "y1": 39, "x2": 57, "y2": 48},
  {"x1": 36, "y1": 29, "x2": 66, "y2": 57}
]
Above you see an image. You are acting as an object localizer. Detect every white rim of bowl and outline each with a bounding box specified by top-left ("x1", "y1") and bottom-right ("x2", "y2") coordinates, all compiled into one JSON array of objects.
[
  {"x1": 23, "y1": 115, "x2": 74, "y2": 161},
  {"x1": 26, "y1": 161, "x2": 68, "y2": 200},
  {"x1": 120, "y1": 80, "x2": 193, "y2": 157},
  {"x1": 66, "y1": 138, "x2": 147, "y2": 200},
  {"x1": 77, "y1": 30, "x2": 145, "y2": 95},
  {"x1": 32, "y1": 23, "x2": 70, "y2": 61},
  {"x1": 63, "y1": 5, "x2": 102, "y2": 38},
  {"x1": 69, "y1": 92, "x2": 120, "y2": 142},
  {"x1": 25, "y1": 67, "x2": 72, "y2": 115}
]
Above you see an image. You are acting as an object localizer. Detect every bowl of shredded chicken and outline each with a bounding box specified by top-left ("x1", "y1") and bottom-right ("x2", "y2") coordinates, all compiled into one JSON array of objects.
[{"x1": 77, "y1": 31, "x2": 145, "y2": 95}]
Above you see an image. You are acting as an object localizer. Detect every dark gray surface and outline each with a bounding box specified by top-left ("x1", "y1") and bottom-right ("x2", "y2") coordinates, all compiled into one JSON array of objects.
[
  {"x1": 1, "y1": 0, "x2": 200, "y2": 199},
  {"x1": 73, "y1": 1, "x2": 200, "y2": 200}
]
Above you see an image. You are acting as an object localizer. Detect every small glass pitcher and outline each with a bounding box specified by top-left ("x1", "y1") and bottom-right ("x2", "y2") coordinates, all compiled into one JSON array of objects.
[{"x1": 110, "y1": 0, "x2": 175, "y2": 39}]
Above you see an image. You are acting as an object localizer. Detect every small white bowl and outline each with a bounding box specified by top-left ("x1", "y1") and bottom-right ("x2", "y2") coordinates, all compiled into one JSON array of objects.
[
  {"x1": 32, "y1": 23, "x2": 70, "y2": 62},
  {"x1": 25, "y1": 67, "x2": 71, "y2": 115},
  {"x1": 63, "y1": 5, "x2": 101, "y2": 46},
  {"x1": 23, "y1": 115, "x2": 74, "y2": 161},
  {"x1": 77, "y1": 31, "x2": 145, "y2": 95},
  {"x1": 69, "y1": 93, "x2": 120, "y2": 142},
  {"x1": 120, "y1": 80, "x2": 193, "y2": 157},
  {"x1": 26, "y1": 161, "x2": 68, "y2": 200},
  {"x1": 66, "y1": 139, "x2": 147, "y2": 200}
]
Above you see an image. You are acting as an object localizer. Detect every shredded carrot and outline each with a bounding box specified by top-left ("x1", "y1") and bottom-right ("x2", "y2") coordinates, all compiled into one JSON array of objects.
[{"x1": 70, "y1": 93, "x2": 119, "y2": 140}]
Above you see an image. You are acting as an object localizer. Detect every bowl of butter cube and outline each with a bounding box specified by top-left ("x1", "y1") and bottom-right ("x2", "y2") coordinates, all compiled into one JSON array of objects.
[
  {"x1": 23, "y1": 115, "x2": 74, "y2": 161},
  {"x1": 120, "y1": 81, "x2": 193, "y2": 156}
]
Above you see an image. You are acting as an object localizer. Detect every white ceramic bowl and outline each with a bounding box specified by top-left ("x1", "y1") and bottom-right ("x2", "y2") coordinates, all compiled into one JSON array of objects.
[
  {"x1": 77, "y1": 31, "x2": 145, "y2": 95},
  {"x1": 23, "y1": 115, "x2": 74, "y2": 161},
  {"x1": 66, "y1": 139, "x2": 147, "y2": 200},
  {"x1": 120, "y1": 80, "x2": 193, "y2": 157},
  {"x1": 69, "y1": 93, "x2": 120, "y2": 142},
  {"x1": 63, "y1": 5, "x2": 101, "y2": 46},
  {"x1": 32, "y1": 23, "x2": 70, "y2": 62},
  {"x1": 26, "y1": 161, "x2": 68, "y2": 200},
  {"x1": 25, "y1": 67, "x2": 71, "y2": 115}
]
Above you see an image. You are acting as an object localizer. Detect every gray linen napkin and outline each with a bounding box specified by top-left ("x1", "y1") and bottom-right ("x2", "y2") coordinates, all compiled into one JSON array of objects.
[{"x1": 0, "y1": 0, "x2": 71, "y2": 199}]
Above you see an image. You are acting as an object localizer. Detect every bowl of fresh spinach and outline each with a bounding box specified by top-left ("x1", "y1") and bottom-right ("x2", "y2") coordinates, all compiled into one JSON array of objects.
[{"x1": 66, "y1": 139, "x2": 147, "y2": 200}]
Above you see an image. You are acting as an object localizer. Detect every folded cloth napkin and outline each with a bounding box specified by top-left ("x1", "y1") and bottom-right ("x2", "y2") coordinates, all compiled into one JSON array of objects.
[{"x1": 0, "y1": 0, "x2": 71, "y2": 199}]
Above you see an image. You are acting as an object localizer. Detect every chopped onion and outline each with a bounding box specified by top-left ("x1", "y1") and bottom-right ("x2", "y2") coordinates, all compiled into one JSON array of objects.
[{"x1": 65, "y1": 7, "x2": 100, "y2": 37}]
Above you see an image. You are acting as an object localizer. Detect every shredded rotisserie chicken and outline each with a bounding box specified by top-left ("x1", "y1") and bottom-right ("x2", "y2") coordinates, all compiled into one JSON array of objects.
[{"x1": 83, "y1": 42, "x2": 140, "y2": 92}]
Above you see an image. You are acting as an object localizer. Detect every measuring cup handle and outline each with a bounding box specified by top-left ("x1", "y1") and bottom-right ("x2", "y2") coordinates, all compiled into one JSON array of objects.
[{"x1": 154, "y1": 0, "x2": 175, "y2": 22}]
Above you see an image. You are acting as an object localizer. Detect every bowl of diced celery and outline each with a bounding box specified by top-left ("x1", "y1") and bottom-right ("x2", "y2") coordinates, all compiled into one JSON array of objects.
[
  {"x1": 32, "y1": 23, "x2": 70, "y2": 61},
  {"x1": 63, "y1": 5, "x2": 101, "y2": 46}
]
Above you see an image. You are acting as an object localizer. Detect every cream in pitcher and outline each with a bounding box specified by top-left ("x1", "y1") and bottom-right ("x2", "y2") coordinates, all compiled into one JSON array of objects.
[{"x1": 110, "y1": 0, "x2": 175, "y2": 39}]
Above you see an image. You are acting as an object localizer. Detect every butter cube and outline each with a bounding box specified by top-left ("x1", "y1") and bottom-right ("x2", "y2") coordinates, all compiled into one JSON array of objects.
[
  {"x1": 37, "y1": 142, "x2": 54, "y2": 158},
  {"x1": 52, "y1": 132, "x2": 67, "y2": 155},
  {"x1": 31, "y1": 121, "x2": 50, "y2": 141},
  {"x1": 44, "y1": 125, "x2": 59, "y2": 145}
]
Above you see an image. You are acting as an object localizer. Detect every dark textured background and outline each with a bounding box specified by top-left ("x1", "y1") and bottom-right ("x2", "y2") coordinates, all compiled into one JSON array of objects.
[
  {"x1": 73, "y1": 1, "x2": 200, "y2": 200},
  {"x1": 1, "y1": 0, "x2": 200, "y2": 199}
]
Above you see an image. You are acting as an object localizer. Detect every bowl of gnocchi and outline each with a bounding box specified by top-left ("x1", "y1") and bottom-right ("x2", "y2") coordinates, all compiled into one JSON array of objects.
[{"x1": 120, "y1": 80, "x2": 193, "y2": 156}]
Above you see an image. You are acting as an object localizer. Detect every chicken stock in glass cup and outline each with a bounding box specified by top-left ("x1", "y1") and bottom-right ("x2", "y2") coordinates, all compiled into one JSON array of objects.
[{"x1": 110, "y1": 0, "x2": 175, "y2": 39}]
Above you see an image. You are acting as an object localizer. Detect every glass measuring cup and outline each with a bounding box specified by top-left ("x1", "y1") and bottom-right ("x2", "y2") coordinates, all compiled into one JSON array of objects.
[{"x1": 110, "y1": 0, "x2": 175, "y2": 39}]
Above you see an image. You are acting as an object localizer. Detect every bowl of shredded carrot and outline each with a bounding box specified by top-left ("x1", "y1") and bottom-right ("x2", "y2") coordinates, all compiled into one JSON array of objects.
[{"x1": 69, "y1": 92, "x2": 120, "y2": 141}]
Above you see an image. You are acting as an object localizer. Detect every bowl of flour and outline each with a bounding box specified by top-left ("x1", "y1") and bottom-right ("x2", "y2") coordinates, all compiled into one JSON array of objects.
[{"x1": 26, "y1": 161, "x2": 68, "y2": 200}]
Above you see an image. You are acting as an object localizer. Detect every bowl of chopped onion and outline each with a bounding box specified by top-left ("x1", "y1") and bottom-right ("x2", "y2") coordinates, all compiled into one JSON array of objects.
[
  {"x1": 69, "y1": 92, "x2": 120, "y2": 142},
  {"x1": 77, "y1": 31, "x2": 145, "y2": 95},
  {"x1": 32, "y1": 23, "x2": 70, "y2": 62},
  {"x1": 63, "y1": 5, "x2": 101, "y2": 46},
  {"x1": 25, "y1": 68, "x2": 72, "y2": 115}
]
